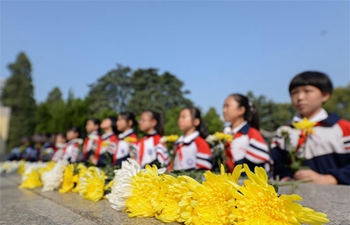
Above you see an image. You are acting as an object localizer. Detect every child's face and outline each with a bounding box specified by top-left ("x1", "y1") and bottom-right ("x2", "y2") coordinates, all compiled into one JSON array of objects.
[
  {"x1": 139, "y1": 112, "x2": 155, "y2": 132},
  {"x1": 117, "y1": 115, "x2": 130, "y2": 132},
  {"x1": 223, "y1": 96, "x2": 245, "y2": 123},
  {"x1": 66, "y1": 131, "x2": 78, "y2": 141},
  {"x1": 101, "y1": 118, "x2": 112, "y2": 130},
  {"x1": 55, "y1": 135, "x2": 66, "y2": 144},
  {"x1": 86, "y1": 120, "x2": 98, "y2": 133},
  {"x1": 178, "y1": 109, "x2": 198, "y2": 132},
  {"x1": 290, "y1": 85, "x2": 330, "y2": 118}
]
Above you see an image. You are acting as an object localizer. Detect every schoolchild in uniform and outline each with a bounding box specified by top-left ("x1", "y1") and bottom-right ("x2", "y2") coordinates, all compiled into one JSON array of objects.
[
  {"x1": 223, "y1": 93, "x2": 270, "y2": 172},
  {"x1": 51, "y1": 133, "x2": 67, "y2": 162},
  {"x1": 271, "y1": 71, "x2": 350, "y2": 185},
  {"x1": 82, "y1": 118, "x2": 101, "y2": 162},
  {"x1": 114, "y1": 112, "x2": 138, "y2": 167},
  {"x1": 89, "y1": 116, "x2": 117, "y2": 167},
  {"x1": 171, "y1": 107, "x2": 212, "y2": 171},
  {"x1": 54, "y1": 127, "x2": 82, "y2": 163},
  {"x1": 137, "y1": 110, "x2": 169, "y2": 168}
]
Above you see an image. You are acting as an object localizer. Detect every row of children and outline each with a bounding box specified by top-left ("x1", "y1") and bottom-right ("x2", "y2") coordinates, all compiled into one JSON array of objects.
[{"x1": 7, "y1": 71, "x2": 350, "y2": 185}]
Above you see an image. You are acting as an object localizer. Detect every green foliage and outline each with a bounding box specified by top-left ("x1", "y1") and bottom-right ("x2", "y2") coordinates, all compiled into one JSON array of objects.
[
  {"x1": 247, "y1": 91, "x2": 295, "y2": 131},
  {"x1": 1, "y1": 52, "x2": 36, "y2": 150},
  {"x1": 87, "y1": 64, "x2": 132, "y2": 115},
  {"x1": 164, "y1": 107, "x2": 182, "y2": 135},
  {"x1": 324, "y1": 84, "x2": 350, "y2": 120},
  {"x1": 203, "y1": 107, "x2": 224, "y2": 134}
]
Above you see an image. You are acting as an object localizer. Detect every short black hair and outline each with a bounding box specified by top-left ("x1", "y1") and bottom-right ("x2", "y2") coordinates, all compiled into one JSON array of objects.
[{"x1": 289, "y1": 71, "x2": 333, "y2": 95}]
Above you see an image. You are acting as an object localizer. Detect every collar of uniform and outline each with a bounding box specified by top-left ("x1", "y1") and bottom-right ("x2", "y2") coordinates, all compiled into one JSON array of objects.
[
  {"x1": 88, "y1": 131, "x2": 99, "y2": 140},
  {"x1": 118, "y1": 129, "x2": 134, "y2": 139},
  {"x1": 176, "y1": 131, "x2": 199, "y2": 145},
  {"x1": 102, "y1": 132, "x2": 114, "y2": 140},
  {"x1": 69, "y1": 138, "x2": 83, "y2": 145},
  {"x1": 292, "y1": 108, "x2": 328, "y2": 123},
  {"x1": 144, "y1": 130, "x2": 157, "y2": 137},
  {"x1": 225, "y1": 121, "x2": 249, "y2": 135}
]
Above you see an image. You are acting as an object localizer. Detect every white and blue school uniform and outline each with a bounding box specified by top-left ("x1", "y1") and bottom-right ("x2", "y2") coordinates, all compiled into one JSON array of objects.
[
  {"x1": 137, "y1": 132, "x2": 169, "y2": 168},
  {"x1": 271, "y1": 109, "x2": 350, "y2": 185},
  {"x1": 113, "y1": 129, "x2": 138, "y2": 166},
  {"x1": 94, "y1": 132, "x2": 117, "y2": 167},
  {"x1": 172, "y1": 131, "x2": 212, "y2": 171},
  {"x1": 224, "y1": 121, "x2": 270, "y2": 172},
  {"x1": 52, "y1": 139, "x2": 82, "y2": 163}
]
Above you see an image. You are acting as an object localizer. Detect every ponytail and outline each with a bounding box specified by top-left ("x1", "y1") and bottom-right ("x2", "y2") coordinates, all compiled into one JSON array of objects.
[
  {"x1": 144, "y1": 110, "x2": 164, "y2": 136},
  {"x1": 229, "y1": 94, "x2": 260, "y2": 130},
  {"x1": 181, "y1": 107, "x2": 209, "y2": 138},
  {"x1": 119, "y1": 112, "x2": 138, "y2": 135}
]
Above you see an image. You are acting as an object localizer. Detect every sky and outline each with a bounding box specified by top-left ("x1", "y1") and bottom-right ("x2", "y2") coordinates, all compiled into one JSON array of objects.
[{"x1": 1, "y1": 0, "x2": 349, "y2": 114}]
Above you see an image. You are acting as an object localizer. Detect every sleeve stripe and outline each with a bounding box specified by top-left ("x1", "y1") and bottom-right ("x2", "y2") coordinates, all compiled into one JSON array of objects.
[
  {"x1": 246, "y1": 151, "x2": 269, "y2": 162},
  {"x1": 249, "y1": 144, "x2": 268, "y2": 153},
  {"x1": 196, "y1": 159, "x2": 212, "y2": 170},
  {"x1": 197, "y1": 152, "x2": 211, "y2": 159}
]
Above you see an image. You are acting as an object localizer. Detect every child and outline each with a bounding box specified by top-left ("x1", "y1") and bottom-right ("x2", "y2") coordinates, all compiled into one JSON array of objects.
[
  {"x1": 89, "y1": 116, "x2": 118, "y2": 167},
  {"x1": 171, "y1": 107, "x2": 212, "y2": 171},
  {"x1": 82, "y1": 118, "x2": 101, "y2": 162},
  {"x1": 51, "y1": 133, "x2": 67, "y2": 162},
  {"x1": 39, "y1": 133, "x2": 56, "y2": 162},
  {"x1": 223, "y1": 94, "x2": 270, "y2": 172},
  {"x1": 137, "y1": 110, "x2": 169, "y2": 168},
  {"x1": 54, "y1": 127, "x2": 82, "y2": 163},
  {"x1": 271, "y1": 71, "x2": 350, "y2": 185},
  {"x1": 7, "y1": 136, "x2": 33, "y2": 161},
  {"x1": 114, "y1": 112, "x2": 138, "y2": 167}
]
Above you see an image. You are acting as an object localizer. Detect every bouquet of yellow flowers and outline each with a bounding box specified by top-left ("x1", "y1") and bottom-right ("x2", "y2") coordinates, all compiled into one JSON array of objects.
[{"x1": 206, "y1": 132, "x2": 233, "y2": 172}]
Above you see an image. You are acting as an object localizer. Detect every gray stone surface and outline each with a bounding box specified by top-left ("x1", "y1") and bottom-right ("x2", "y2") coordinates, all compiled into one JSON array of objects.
[
  {"x1": 0, "y1": 174, "x2": 175, "y2": 225},
  {"x1": 1, "y1": 173, "x2": 349, "y2": 225},
  {"x1": 279, "y1": 184, "x2": 350, "y2": 225}
]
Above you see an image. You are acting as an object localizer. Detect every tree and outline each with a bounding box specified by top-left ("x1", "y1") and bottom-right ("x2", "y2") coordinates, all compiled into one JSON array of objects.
[
  {"x1": 127, "y1": 69, "x2": 193, "y2": 115},
  {"x1": 203, "y1": 107, "x2": 224, "y2": 134},
  {"x1": 324, "y1": 84, "x2": 350, "y2": 121},
  {"x1": 1, "y1": 52, "x2": 36, "y2": 150},
  {"x1": 46, "y1": 86, "x2": 64, "y2": 105},
  {"x1": 247, "y1": 91, "x2": 295, "y2": 131},
  {"x1": 164, "y1": 107, "x2": 182, "y2": 135},
  {"x1": 87, "y1": 64, "x2": 132, "y2": 115}
]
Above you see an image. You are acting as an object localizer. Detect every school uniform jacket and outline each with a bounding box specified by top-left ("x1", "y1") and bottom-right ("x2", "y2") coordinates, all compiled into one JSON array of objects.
[
  {"x1": 137, "y1": 132, "x2": 169, "y2": 168},
  {"x1": 173, "y1": 131, "x2": 212, "y2": 171},
  {"x1": 224, "y1": 122, "x2": 270, "y2": 172},
  {"x1": 62, "y1": 139, "x2": 82, "y2": 163},
  {"x1": 94, "y1": 132, "x2": 118, "y2": 167},
  {"x1": 271, "y1": 109, "x2": 350, "y2": 185},
  {"x1": 113, "y1": 129, "x2": 138, "y2": 167},
  {"x1": 82, "y1": 131, "x2": 101, "y2": 161},
  {"x1": 51, "y1": 143, "x2": 66, "y2": 162}
]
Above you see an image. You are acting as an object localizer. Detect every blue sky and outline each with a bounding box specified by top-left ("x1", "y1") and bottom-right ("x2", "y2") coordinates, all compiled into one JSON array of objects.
[{"x1": 1, "y1": 1, "x2": 349, "y2": 114}]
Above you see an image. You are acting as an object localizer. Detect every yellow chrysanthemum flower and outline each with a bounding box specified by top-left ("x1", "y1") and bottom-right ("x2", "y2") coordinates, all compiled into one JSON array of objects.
[
  {"x1": 124, "y1": 137, "x2": 137, "y2": 143},
  {"x1": 19, "y1": 169, "x2": 42, "y2": 189},
  {"x1": 126, "y1": 165, "x2": 165, "y2": 218},
  {"x1": 79, "y1": 167, "x2": 106, "y2": 202},
  {"x1": 156, "y1": 174, "x2": 192, "y2": 223},
  {"x1": 229, "y1": 164, "x2": 329, "y2": 225},
  {"x1": 38, "y1": 162, "x2": 55, "y2": 176},
  {"x1": 72, "y1": 163, "x2": 87, "y2": 193},
  {"x1": 59, "y1": 164, "x2": 75, "y2": 193},
  {"x1": 178, "y1": 165, "x2": 242, "y2": 225},
  {"x1": 213, "y1": 132, "x2": 233, "y2": 142},
  {"x1": 17, "y1": 161, "x2": 26, "y2": 175},
  {"x1": 164, "y1": 135, "x2": 179, "y2": 143},
  {"x1": 292, "y1": 118, "x2": 317, "y2": 135}
]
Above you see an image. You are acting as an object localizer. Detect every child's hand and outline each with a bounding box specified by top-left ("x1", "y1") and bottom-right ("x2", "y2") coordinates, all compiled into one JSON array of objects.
[{"x1": 294, "y1": 169, "x2": 337, "y2": 185}]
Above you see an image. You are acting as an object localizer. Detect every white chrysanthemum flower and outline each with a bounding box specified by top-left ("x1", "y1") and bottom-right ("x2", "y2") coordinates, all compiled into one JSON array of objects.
[
  {"x1": 205, "y1": 134, "x2": 217, "y2": 144},
  {"x1": 159, "y1": 136, "x2": 167, "y2": 144},
  {"x1": 0, "y1": 161, "x2": 23, "y2": 174},
  {"x1": 106, "y1": 159, "x2": 141, "y2": 211},
  {"x1": 276, "y1": 126, "x2": 293, "y2": 137},
  {"x1": 41, "y1": 160, "x2": 68, "y2": 192}
]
